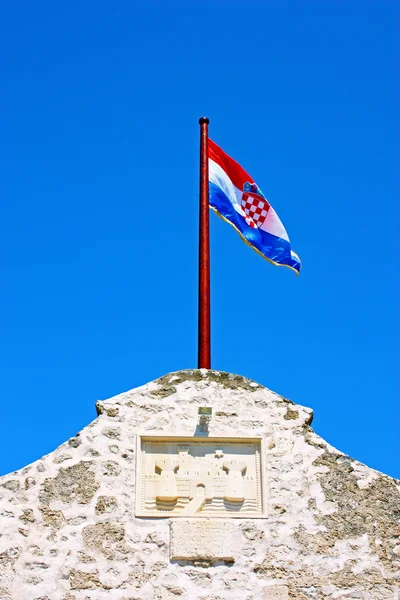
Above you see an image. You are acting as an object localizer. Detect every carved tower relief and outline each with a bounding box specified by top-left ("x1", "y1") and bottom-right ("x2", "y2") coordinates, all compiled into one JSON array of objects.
[{"x1": 136, "y1": 437, "x2": 265, "y2": 518}]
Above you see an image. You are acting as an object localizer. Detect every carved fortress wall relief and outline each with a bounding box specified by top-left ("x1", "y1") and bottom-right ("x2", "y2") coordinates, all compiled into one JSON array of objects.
[{"x1": 136, "y1": 436, "x2": 266, "y2": 518}]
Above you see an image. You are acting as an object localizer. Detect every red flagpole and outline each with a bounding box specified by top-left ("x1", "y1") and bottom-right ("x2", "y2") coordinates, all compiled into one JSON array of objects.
[{"x1": 198, "y1": 117, "x2": 211, "y2": 369}]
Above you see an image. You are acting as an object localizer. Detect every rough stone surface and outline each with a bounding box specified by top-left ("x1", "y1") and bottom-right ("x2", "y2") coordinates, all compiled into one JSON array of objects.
[
  {"x1": 0, "y1": 369, "x2": 399, "y2": 600},
  {"x1": 170, "y1": 520, "x2": 234, "y2": 561}
]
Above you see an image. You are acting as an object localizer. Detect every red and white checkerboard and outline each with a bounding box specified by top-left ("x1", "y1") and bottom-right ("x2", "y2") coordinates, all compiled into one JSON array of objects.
[{"x1": 241, "y1": 193, "x2": 270, "y2": 229}]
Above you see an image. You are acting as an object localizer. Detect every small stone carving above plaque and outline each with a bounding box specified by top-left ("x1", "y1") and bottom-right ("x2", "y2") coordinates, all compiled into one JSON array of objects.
[{"x1": 136, "y1": 436, "x2": 265, "y2": 518}]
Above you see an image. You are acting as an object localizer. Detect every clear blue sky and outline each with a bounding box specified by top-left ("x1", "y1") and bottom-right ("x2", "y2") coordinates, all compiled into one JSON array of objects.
[{"x1": 0, "y1": 1, "x2": 398, "y2": 479}]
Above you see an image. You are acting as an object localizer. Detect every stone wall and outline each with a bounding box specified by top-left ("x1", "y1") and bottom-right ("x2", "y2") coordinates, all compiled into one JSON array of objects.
[{"x1": 0, "y1": 370, "x2": 399, "y2": 600}]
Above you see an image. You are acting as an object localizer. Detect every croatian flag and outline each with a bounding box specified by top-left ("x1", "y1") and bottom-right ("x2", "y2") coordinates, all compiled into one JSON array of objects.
[{"x1": 209, "y1": 140, "x2": 301, "y2": 274}]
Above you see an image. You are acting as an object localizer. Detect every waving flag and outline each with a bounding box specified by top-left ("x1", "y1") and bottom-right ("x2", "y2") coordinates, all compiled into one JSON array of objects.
[{"x1": 208, "y1": 139, "x2": 301, "y2": 274}]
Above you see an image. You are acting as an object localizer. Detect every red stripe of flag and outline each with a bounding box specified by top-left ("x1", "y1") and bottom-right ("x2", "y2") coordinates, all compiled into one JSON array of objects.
[{"x1": 208, "y1": 139, "x2": 254, "y2": 191}]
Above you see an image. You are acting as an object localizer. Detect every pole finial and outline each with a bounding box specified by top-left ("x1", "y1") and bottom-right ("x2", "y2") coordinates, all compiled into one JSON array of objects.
[{"x1": 199, "y1": 117, "x2": 210, "y2": 125}]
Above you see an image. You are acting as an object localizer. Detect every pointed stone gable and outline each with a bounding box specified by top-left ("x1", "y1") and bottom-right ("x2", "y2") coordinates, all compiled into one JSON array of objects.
[{"x1": 0, "y1": 370, "x2": 399, "y2": 599}]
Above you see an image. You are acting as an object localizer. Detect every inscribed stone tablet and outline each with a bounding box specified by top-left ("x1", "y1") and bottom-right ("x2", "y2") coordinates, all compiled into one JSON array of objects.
[
  {"x1": 263, "y1": 586, "x2": 289, "y2": 600},
  {"x1": 170, "y1": 519, "x2": 234, "y2": 561}
]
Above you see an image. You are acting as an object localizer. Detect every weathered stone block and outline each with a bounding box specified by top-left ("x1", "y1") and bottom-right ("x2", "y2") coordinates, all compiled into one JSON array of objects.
[
  {"x1": 68, "y1": 568, "x2": 103, "y2": 590},
  {"x1": 1, "y1": 479, "x2": 20, "y2": 492},
  {"x1": 170, "y1": 519, "x2": 234, "y2": 561},
  {"x1": 40, "y1": 461, "x2": 99, "y2": 505},
  {"x1": 95, "y1": 495, "x2": 118, "y2": 514}
]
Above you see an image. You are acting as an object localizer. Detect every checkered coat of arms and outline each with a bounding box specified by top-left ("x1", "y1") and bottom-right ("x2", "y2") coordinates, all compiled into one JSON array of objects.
[{"x1": 241, "y1": 182, "x2": 270, "y2": 229}]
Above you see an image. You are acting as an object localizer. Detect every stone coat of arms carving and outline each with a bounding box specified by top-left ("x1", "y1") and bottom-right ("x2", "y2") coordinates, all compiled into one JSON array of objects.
[{"x1": 136, "y1": 436, "x2": 265, "y2": 518}]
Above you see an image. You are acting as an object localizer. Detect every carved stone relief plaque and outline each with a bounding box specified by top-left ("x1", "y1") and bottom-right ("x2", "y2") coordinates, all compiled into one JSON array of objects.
[{"x1": 136, "y1": 436, "x2": 265, "y2": 518}]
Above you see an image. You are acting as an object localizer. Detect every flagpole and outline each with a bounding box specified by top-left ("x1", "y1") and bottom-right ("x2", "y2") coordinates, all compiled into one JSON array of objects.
[{"x1": 198, "y1": 117, "x2": 211, "y2": 369}]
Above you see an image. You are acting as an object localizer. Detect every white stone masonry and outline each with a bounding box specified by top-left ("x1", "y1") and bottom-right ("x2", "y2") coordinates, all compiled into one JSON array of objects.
[{"x1": 0, "y1": 370, "x2": 399, "y2": 600}]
